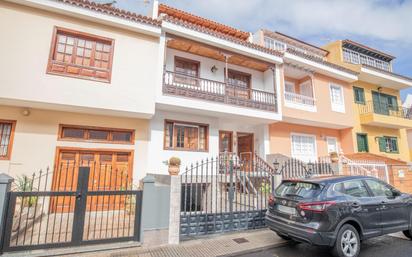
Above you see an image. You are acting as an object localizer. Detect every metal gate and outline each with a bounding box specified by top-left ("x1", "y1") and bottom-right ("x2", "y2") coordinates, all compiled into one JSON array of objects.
[
  {"x1": 2, "y1": 164, "x2": 142, "y2": 252},
  {"x1": 342, "y1": 157, "x2": 389, "y2": 183},
  {"x1": 279, "y1": 158, "x2": 335, "y2": 179},
  {"x1": 179, "y1": 153, "x2": 275, "y2": 239}
]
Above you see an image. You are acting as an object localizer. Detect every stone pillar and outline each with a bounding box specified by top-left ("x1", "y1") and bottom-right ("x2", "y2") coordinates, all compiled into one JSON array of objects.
[
  {"x1": 331, "y1": 160, "x2": 343, "y2": 175},
  {"x1": 0, "y1": 173, "x2": 13, "y2": 251},
  {"x1": 272, "y1": 174, "x2": 282, "y2": 189},
  {"x1": 168, "y1": 175, "x2": 181, "y2": 244}
]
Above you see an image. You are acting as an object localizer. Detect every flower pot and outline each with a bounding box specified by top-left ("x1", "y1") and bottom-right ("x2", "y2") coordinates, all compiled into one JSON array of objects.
[{"x1": 168, "y1": 165, "x2": 180, "y2": 176}]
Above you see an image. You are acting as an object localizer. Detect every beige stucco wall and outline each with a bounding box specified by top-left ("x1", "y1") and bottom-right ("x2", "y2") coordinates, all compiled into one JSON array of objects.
[
  {"x1": 0, "y1": 1, "x2": 159, "y2": 117},
  {"x1": 0, "y1": 105, "x2": 150, "y2": 183},
  {"x1": 281, "y1": 68, "x2": 355, "y2": 128}
]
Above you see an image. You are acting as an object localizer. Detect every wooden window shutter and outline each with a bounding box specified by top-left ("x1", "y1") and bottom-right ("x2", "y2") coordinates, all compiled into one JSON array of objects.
[{"x1": 378, "y1": 137, "x2": 386, "y2": 152}]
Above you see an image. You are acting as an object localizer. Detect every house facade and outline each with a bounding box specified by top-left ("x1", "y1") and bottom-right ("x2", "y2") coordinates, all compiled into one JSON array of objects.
[
  {"x1": 253, "y1": 30, "x2": 358, "y2": 161},
  {"x1": 323, "y1": 40, "x2": 412, "y2": 162},
  {"x1": 0, "y1": 0, "x2": 162, "y2": 184}
]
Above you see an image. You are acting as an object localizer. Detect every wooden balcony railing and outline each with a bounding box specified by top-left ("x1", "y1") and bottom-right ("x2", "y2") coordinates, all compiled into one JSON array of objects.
[
  {"x1": 358, "y1": 101, "x2": 412, "y2": 120},
  {"x1": 284, "y1": 91, "x2": 315, "y2": 106},
  {"x1": 163, "y1": 70, "x2": 277, "y2": 112}
]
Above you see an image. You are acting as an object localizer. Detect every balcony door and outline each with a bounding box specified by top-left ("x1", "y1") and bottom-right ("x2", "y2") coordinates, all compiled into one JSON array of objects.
[
  {"x1": 372, "y1": 91, "x2": 397, "y2": 115},
  {"x1": 227, "y1": 69, "x2": 251, "y2": 99},
  {"x1": 174, "y1": 56, "x2": 199, "y2": 87}
]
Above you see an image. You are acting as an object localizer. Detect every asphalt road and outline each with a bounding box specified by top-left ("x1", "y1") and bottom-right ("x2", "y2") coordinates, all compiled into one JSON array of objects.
[{"x1": 237, "y1": 234, "x2": 412, "y2": 257}]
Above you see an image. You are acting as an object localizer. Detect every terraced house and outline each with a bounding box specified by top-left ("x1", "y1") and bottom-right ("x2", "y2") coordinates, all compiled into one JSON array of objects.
[
  {"x1": 323, "y1": 40, "x2": 412, "y2": 162},
  {"x1": 2, "y1": 0, "x2": 412, "y2": 253}
]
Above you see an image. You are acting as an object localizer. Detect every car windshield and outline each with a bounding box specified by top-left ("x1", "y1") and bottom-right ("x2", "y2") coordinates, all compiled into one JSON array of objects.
[{"x1": 275, "y1": 181, "x2": 323, "y2": 199}]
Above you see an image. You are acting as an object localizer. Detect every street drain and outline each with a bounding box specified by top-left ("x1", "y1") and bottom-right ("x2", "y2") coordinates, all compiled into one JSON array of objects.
[{"x1": 233, "y1": 237, "x2": 249, "y2": 244}]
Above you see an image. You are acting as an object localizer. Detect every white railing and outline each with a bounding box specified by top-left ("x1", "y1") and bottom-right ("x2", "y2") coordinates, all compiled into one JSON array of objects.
[{"x1": 284, "y1": 91, "x2": 315, "y2": 106}]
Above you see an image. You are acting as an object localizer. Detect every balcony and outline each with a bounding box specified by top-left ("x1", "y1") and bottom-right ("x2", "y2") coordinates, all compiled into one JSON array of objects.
[
  {"x1": 284, "y1": 91, "x2": 316, "y2": 112},
  {"x1": 358, "y1": 101, "x2": 412, "y2": 129},
  {"x1": 162, "y1": 71, "x2": 277, "y2": 112}
]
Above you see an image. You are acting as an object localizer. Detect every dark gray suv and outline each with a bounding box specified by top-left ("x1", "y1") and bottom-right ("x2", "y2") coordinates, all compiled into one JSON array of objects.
[{"x1": 266, "y1": 176, "x2": 412, "y2": 257}]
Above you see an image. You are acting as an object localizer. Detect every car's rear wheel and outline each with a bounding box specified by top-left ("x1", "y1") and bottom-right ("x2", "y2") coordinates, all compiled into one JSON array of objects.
[{"x1": 332, "y1": 224, "x2": 360, "y2": 257}]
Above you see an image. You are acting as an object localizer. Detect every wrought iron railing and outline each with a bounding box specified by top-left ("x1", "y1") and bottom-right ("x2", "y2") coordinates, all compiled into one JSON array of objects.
[
  {"x1": 163, "y1": 70, "x2": 277, "y2": 112},
  {"x1": 358, "y1": 101, "x2": 412, "y2": 120},
  {"x1": 284, "y1": 91, "x2": 315, "y2": 106}
]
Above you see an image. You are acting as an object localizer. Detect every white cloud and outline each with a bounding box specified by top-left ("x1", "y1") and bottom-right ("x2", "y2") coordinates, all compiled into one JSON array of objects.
[{"x1": 149, "y1": 0, "x2": 412, "y2": 44}]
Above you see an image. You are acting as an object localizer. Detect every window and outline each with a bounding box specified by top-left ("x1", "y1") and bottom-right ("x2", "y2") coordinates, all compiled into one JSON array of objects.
[
  {"x1": 164, "y1": 120, "x2": 208, "y2": 151},
  {"x1": 0, "y1": 120, "x2": 16, "y2": 160},
  {"x1": 326, "y1": 137, "x2": 338, "y2": 154},
  {"x1": 291, "y1": 133, "x2": 317, "y2": 162},
  {"x1": 342, "y1": 180, "x2": 370, "y2": 198},
  {"x1": 329, "y1": 84, "x2": 345, "y2": 113},
  {"x1": 174, "y1": 57, "x2": 199, "y2": 86},
  {"x1": 364, "y1": 179, "x2": 394, "y2": 197},
  {"x1": 47, "y1": 27, "x2": 114, "y2": 82},
  {"x1": 353, "y1": 87, "x2": 365, "y2": 104},
  {"x1": 264, "y1": 37, "x2": 286, "y2": 52},
  {"x1": 59, "y1": 125, "x2": 134, "y2": 144},
  {"x1": 285, "y1": 81, "x2": 295, "y2": 93},
  {"x1": 342, "y1": 47, "x2": 391, "y2": 71},
  {"x1": 356, "y1": 134, "x2": 369, "y2": 152},
  {"x1": 379, "y1": 136, "x2": 398, "y2": 153}
]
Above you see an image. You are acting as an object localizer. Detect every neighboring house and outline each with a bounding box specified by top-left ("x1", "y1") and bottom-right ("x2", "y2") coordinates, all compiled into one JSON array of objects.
[
  {"x1": 253, "y1": 30, "x2": 358, "y2": 162},
  {"x1": 146, "y1": 4, "x2": 283, "y2": 174},
  {"x1": 0, "y1": 0, "x2": 161, "y2": 183},
  {"x1": 402, "y1": 94, "x2": 412, "y2": 161},
  {"x1": 323, "y1": 40, "x2": 412, "y2": 161}
]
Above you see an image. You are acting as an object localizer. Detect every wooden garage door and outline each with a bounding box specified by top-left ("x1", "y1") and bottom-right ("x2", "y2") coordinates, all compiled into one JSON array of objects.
[{"x1": 51, "y1": 150, "x2": 133, "y2": 213}]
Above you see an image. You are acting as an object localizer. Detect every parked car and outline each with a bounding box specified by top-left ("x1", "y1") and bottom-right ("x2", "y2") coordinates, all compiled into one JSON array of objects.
[{"x1": 266, "y1": 176, "x2": 412, "y2": 257}]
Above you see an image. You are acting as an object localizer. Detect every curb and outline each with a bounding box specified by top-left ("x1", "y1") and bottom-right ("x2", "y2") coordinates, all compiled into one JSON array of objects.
[{"x1": 217, "y1": 241, "x2": 289, "y2": 257}]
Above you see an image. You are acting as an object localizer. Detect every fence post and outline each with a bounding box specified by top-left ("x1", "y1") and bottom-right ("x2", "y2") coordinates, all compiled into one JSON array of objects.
[
  {"x1": 168, "y1": 174, "x2": 181, "y2": 244},
  {"x1": 331, "y1": 159, "x2": 343, "y2": 175},
  {"x1": 272, "y1": 173, "x2": 282, "y2": 189},
  {"x1": 0, "y1": 173, "x2": 13, "y2": 252}
]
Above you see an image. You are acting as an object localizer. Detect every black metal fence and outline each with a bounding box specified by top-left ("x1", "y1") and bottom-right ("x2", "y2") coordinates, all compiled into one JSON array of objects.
[
  {"x1": 179, "y1": 153, "x2": 275, "y2": 239},
  {"x1": 277, "y1": 158, "x2": 334, "y2": 179},
  {"x1": 2, "y1": 163, "x2": 142, "y2": 252}
]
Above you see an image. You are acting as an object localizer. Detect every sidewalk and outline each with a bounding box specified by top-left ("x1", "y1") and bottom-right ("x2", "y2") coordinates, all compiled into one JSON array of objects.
[{"x1": 71, "y1": 228, "x2": 285, "y2": 257}]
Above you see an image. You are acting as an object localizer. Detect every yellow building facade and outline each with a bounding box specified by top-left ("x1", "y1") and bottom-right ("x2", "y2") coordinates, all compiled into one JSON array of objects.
[{"x1": 323, "y1": 40, "x2": 412, "y2": 161}]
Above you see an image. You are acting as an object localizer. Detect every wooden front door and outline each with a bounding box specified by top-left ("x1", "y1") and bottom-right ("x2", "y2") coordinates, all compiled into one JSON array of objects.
[
  {"x1": 237, "y1": 133, "x2": 254, "y2": 171},
  {"x1": 51, "y1": 149, "x2": 132, "y2": 213}
]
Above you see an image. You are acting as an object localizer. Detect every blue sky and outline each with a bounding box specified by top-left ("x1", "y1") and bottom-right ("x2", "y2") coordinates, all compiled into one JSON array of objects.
[{"x1": 100, "y1": 0, "x2": 412, "y2": 101}]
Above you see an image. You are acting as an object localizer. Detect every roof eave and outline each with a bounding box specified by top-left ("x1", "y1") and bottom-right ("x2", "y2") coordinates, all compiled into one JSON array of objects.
[{"x1": 6, "y1": 0, "x2": 162, "y2": 37}]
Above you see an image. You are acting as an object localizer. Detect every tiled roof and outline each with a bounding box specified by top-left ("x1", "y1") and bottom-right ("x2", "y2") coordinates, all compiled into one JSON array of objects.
[
  {"x1": 162, "y1": 16, "x2": 283, "y2": 58},
  {"x1": 286, "y1": 48, "x2": 358, "y2": 75},
  {"x1": 361, "y1": 64, "x2": 412, "y2": 82},
  {"x1": 343, "y1": 39, "x2": 395, "y2": 60},
  {"x1": 158, "y1": 4, "x2": 249, "y2": 41},
  {"x1": 54, "y1": 0, "x2": 161, "y2": 27}
]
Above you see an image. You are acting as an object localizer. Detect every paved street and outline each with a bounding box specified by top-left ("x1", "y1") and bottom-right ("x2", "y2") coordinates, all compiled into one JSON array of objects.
[{"x1": 237, "y1": 235, "x2": 412, "y2": 257}]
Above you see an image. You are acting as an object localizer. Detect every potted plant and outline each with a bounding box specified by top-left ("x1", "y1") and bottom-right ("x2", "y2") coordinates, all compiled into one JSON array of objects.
[
  {"x1": 166, "y1": 157, "x2": 181, "y2": 175},
  {"x1": 329, "y1": 152, "x2": 339, "y2": 163}
]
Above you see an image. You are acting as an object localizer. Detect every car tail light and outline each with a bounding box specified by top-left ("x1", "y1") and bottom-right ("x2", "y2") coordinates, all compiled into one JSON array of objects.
[
  {"x1": 298, "y1": 201, "x2": 336, "y2": 213},
  {"x1": 268, "y1": 195, "x2": 275, "y2": 205}
]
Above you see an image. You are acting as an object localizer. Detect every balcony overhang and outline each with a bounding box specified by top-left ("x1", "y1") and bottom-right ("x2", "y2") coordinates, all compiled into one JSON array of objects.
[
  {"x1": 360, "y1": 112, "x2": 412, "y2": 129},
  {"x1": 284, "y1": 52, "x2": 358, "y2": 83},
  {"x1": 359, "y1": 66, "x2": 412, "y2": 90},
  {"x1": 162, "y1": 21, "x2": 283, "y2": 65}
]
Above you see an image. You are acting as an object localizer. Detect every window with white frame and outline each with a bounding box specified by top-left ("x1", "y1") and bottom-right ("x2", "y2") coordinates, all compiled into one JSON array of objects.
[
  {"x1": 264, "y1": 37, "x2": 287, "y2": 52},
  {"x1": 291, "y1": 134, "x2": 317, "y2": 162},
  {"x1": 342, "y1": 48, "x2": 391, "y2": 71},
  {"x1": 329, "y1": 84, "x2": 345, "y2": 113},
  {"x1": 326, "y1": 137, "x2": 338, "y2": 154}
]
